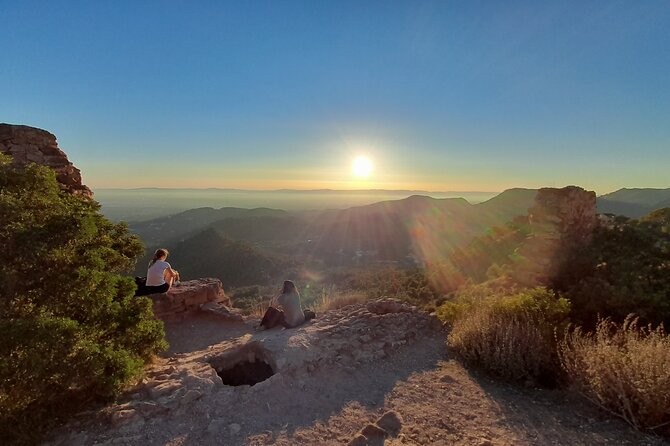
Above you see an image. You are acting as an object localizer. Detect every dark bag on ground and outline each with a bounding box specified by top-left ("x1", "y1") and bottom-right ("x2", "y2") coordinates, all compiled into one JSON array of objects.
[
  {"x1": 134, "y1": 276, "x2": 149, "y2": 297},
  {"x1": 134, "y1": 277, "x2": 170, "y2": 296},
  {"x1": 260, "y1": 306, "x2": 286, "y2": 329}
]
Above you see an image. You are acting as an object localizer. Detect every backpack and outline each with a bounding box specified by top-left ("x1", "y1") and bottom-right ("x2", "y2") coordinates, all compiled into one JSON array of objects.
[{"x1": 134, "y1": 276, "x2": 149, "y2": 297}]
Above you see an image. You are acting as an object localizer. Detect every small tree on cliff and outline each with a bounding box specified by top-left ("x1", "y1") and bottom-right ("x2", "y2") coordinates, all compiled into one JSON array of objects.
[{"x1": 0, "y1": 154, "x2": 166, "y2": 444}]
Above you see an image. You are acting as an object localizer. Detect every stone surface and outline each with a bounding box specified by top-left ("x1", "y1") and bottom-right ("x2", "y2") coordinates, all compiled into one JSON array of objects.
[
  {"x1": 109, "y1": 409, "x2": 138, "y2": 427},
  {"x1": 0, "y1": 123, "x2": 92, "y2": 197},
  {"x1": 360, "y1": 423, "x2": 387, "y2": 441},
  {"x1": 50, "y1": 298, "x2": 443, "y2": 445},
  {"x1": 347, "y1": 434, "x2": 370, "y2": 446},
  {"x1": 207, "y1": 418, "x2": 227, "y2": 435},
  {"x1": 200, "y1": 301, "x2": 245, "y2": 322},
  {"x1": 149, "y1": 278, "x2": 231, "y2": 321},
  {"x1": 181, "y1": 389, "x2": 203, "y2": 404},
  {"x1": 376, "y1": 410, "x2": 403, "y2": 436}
]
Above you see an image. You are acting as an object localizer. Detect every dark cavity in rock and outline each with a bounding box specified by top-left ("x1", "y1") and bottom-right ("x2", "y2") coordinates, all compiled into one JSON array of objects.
[
  {"x1": 217, "y1": 360, "x2": 275, "y2": 386},
  {"x1": 210, "y1": 341, "x2": 277, "y2": 387}
]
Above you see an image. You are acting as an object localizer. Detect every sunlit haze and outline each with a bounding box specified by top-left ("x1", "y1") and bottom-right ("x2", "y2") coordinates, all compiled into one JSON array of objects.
[
  {"x1": 2, "y1": 1, "x2": 669, "y2": 194},
  {"x1": 352, "y1": 156, "x2": 373, "y2": 178}
]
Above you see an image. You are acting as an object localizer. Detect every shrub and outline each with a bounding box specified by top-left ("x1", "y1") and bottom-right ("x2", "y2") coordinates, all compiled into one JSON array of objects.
[
  {"x1": 446, "y1": 287, "x2": 570, "y2": 384},
  {"x1": 558, "y1": 316, "x2": 670, "y2": 432},
  {"x1": 316, "y1": 289, "x2": 368, "y2": 312},
  {"x1": 0, "y1": 155, "x2": 166, "y2": 444},
  {"x1": 230, "y1": 285, "x2": 274, "y2": 314},
  {"x1": 435, "y1": 280, "x2": 519, "y2": 324},
  {"x1": 339, "y1": 268, "x2": 444, "y2": 311}
]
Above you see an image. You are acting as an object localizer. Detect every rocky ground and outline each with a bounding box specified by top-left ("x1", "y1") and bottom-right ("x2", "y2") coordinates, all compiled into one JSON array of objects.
[{"x1": 46, "y1": 299, "x2": 667, "y2": 446}]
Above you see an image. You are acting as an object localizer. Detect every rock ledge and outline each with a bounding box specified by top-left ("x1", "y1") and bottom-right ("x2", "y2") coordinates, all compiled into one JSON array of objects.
[{"x1": 150, "y1": 278, "x2": 241, "y2": 322}]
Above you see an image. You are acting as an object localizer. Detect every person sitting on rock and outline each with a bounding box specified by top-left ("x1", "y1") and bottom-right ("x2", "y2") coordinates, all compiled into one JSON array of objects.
[
  {"x1": 145, "y1": 248, "x2": 180, "y2": 293},
  {"x1": 260, "y1": 280, "x2": 314, "y2": 329}
]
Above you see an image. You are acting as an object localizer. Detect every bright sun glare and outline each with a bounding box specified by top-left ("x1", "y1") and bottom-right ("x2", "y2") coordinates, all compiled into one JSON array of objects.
[{"x1": 352, "y1": 156, "x2": 373, "y2": 178}]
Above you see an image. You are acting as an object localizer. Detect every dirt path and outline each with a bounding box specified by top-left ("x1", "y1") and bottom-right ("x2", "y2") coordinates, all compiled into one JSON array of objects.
[
  {"x1": 228, "y1": 359, "x2": 663, "y2": 446},
  {"x1": 50, "y1": 303, "x2": 667, "y2": 446},
  {"x1": 160, "y1": 313, "x2": 666, "y2": 446}
]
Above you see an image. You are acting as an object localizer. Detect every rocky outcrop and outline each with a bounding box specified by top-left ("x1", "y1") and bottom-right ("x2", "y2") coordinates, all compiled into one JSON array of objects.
[
  {"x1": 513, "y1": 186, "x2": 597, "y2": 285},
  {"x1": 48, "y1": 299, "x2": 442, "y2": 445},
  {"x1": 528, "y1": 186, "x2": 597, "y2": 243},
  {"x1": 0, "y1": 123, "x2": 92, "y2": 198},
  {"x1": 150, "y1": 278, "x2": 240, "y2": 322}
]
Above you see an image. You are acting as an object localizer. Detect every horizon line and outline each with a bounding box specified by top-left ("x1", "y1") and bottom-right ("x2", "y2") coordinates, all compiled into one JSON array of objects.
[{"x1": 91, "y1": 187, "x2": 504, "y2": 194}]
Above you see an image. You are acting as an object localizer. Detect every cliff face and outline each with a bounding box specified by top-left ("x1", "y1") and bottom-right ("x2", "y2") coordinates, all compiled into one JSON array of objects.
[
  {"x1": 513, "y1": 186, "x2": 597, "y2": 286},
  {"x1": 529, "y1": 186, "x2": 597, "y2": 243},
  {"x1": 0, "y1": 123, "x2": 92, "y2": 198}
]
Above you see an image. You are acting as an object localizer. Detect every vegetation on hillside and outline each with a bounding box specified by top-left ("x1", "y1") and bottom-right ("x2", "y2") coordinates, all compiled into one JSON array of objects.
[
  {"x1": 553, "y1": 214, "x2": 670, "y2": 328},
  {"x1": 431, "y1": 208, "x2": 670, "y2": 432},
  {"x1": 153, "y1": 228, "x2": 298, "y2": 287},
  {"x1": 125, "y1": 181, "x2": 670, "y2": 436},
  {"x1": 0, "y1": 154, "x2": 166, "y2": 445},
  {"x1": 445, "y1": 287, "x2": 570, "y2": 385}
]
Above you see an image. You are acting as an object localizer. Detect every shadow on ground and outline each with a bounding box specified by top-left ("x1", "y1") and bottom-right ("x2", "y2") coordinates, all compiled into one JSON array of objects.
[{"x1": 163, "y1": 329, "x2": 447, "y2": 445}]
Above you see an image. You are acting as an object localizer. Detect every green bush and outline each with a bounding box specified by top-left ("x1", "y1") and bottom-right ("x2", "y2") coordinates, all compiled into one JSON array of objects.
[
  {"x1": 558, "y1": 316, "x2": 670, "y2": 432},
  {"x1": 445, "y1": 287, "x2": 570, "y2": 384},
  {"x1": 0, "y1": 154, "x2": 167, "y2": 444},
  {"x1": 554, "y1": 216, "x2": 670, "y2": 328},
  {"x1": 435, "y1": 281, "x2": 516, "y2": 324}
]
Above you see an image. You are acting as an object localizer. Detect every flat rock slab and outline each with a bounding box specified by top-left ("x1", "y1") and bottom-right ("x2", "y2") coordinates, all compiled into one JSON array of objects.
[{"x1": 150, "y1": 278, "x2": 233, "y2": 322}]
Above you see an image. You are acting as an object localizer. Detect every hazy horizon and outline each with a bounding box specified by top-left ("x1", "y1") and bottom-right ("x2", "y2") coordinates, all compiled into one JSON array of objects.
[{"x1": 94, "y1": 187, "x2": 500, "y2": 222}]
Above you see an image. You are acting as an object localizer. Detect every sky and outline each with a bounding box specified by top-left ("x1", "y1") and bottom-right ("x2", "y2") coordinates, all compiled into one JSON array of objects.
[{"x1": 1, "y1": 0, "x2": 669, "y2": 194}]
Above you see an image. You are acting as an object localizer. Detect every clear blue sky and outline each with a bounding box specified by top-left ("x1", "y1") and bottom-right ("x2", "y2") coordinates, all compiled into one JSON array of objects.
[{"x1": 1, "y1": 0, "x2": 669, "y2": 193}]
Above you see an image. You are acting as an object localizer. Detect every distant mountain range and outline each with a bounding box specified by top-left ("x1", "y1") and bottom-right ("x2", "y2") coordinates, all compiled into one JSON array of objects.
[
  {"x1": 130, "y1": 187, "x2": 670, "y2": 286},
  {"x1": 95, "y1": 188, "x2": 499, "y2": 222},
  {"x1": 131, "y1": 188, "x2": 540, "y2": 284},
  {"x1": 596, "y1": 188, "x2": 670, "y2": 218}
]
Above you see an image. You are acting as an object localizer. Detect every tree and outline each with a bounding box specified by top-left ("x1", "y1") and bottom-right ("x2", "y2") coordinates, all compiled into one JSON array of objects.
[
  {"x1": 553, "y1": 214, "x2": 670, "y2": 328},
  {"x1": 0, "y1": 154, "x2": 166, "y2": 444}
]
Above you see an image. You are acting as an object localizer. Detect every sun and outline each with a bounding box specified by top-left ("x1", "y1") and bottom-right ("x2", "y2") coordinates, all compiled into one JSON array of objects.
[{"x1": 352, "y1": 155, "x2": 373, "y2": 178}]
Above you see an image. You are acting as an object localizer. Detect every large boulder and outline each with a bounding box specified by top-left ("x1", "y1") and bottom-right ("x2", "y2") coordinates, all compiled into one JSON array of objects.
[
  {"x1": 149, "y1": 278, "x2": 237, "y2": 322},
  {"x1": 0, "y1": 123, "x2": 93, "y2": 198}
]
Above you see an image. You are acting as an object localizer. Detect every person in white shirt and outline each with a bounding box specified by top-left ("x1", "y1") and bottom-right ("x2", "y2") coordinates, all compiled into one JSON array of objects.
[{"x1": 145, "y1": 248, "x2": 180, "y2": 293}]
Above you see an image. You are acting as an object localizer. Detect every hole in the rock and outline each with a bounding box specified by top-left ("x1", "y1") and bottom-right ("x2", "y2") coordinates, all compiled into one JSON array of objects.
[
  {"x1": 217, "y1": 360, "x2": 275, "y2": 386},
  {"x1": 210, "y1": 341, "x2": 277, "y2": 387}
]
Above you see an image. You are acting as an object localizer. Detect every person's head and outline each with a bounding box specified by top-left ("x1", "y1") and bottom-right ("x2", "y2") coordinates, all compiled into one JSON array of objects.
[
  {"x1": 281, "y1": 280, "x2": 297, "y2": 294},
  {"x1": 149, "y1": 248, "x2": 169, "y2": 266}
]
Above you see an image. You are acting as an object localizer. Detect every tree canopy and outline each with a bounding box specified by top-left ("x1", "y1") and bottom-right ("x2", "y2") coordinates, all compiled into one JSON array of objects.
[{"x1": 0, "y1": 154, "x2": 166, "y2": 444}]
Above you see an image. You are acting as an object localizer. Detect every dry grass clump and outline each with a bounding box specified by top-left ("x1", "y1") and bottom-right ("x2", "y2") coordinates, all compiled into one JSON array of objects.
[
  {"x1": 558, "y1": 316, "x2": 670, "y2": 432},
  {"x1": 251, "y1": 300, "x2": 270, "y2": 318},
  {"x1": 448, "y1": 305, "x2": 554, "y2": 382},
  {"x1": 316, "y1": 290, "x2": 368, "y2": 312},
  {"x1": 447, "y1": 288, "x2": 569, "y2": 384}
]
